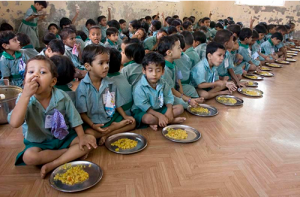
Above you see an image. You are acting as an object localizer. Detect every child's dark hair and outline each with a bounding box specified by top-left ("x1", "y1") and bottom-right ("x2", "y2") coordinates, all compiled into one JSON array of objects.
[
  {"x1": 167, "y1": 26, "x2": 178, "y2": 35},
  {"x1": 183, "y1": 17, "x2": 188, "y2": 21},
  {"x1": 165, "y1": 16, "x2": 171, "y2": 22},
  {"x1": 0, "y1": 31, "x2": 15, "y2": 50},
  {"x1": 137, "y1": 28, "x2": 147, "y2": 41},
  {"x1": 202, "y1": 17, "x2": 210, "y2": 22},
  {"x1": 252, "y1": 29, "x2": 259, "y2": 39},
  {"x1": 107, "y1": 20, "x2": 120, "y2": 30},
  {"x1": 130, "y1": 20, "x2": 141, "y2": 30},
  {"x1": 108, "y1": 48, "x2": 121, "y2": 73},
  {"x1": 124, "y1": 43, "x2": 145, "y2": 64},
  {"x1": 151, "y1": 20, "x2": 162, "y2": 31},
  {"x1": 199, "y1": 26, "x2": 208, "y2": 32},
  {"x1": 34, "y1": 1, "x2": 47, "y2": 8},
  {"x1": 141, "y1": 22, "x2": 150, "y2": 34},
  {"x1": 25, "y1": 55, "x2": 58, "y2": 78},
  {"x1": 276, "y1": 25, "x2": 287, "y2": 33},
  {"x1": 86, "y1": 19, "x2": 96, "y2": 27},
  {"x1": 226, "y1": 24, "x2": 241, "y2": 37},
  {"x1": 50, "y1": 55, "x2": 75, "y2": 85},
  {"x1": 42, "y1": 33, "x2": 56, "y2": 45},
  {"x1": 236, "y1": 22, "x2": 243, "y2": 28},
  {"x1": 228, "y1": 21, "x2": 235, "y2": 25},
  {"x1": 183, "y1": 21, "x2": 192, "y2": 30},
  {"x1": 170, "y1": 20, "x2": 181, "y2": 27},
  {"x1": 123, "y1": 38, "x2": 141, "y2": 45},
  {"x1": 82, "y1": 44, "x2": 110, "y2": 65},
  {"x1": 258, "y1": 22, "x2": 268, "y2": 30},
  {"x1": 216, "y1": 23, "x2": 224, "y2": 29},
  {"x1": 254, "y1": 24, "x2": 267, "y2": 34},
  {"x1": 77, "y1": 30, "x2": 87, "y2": 41},
  {"x1": 158, "y1": 35, "x2": 178, "y2": 57},
  {"x1": 145, "y1": 16, "x2": 151, "y2": 21},
  {"x1": 173, "y1": 15, "x2": 179, "y2": 19},
  {"x1": 48, "y1": 39, "x2": 65, "y2": 55},
  {"x1": 119, "y1": 19, "x2": 126, "y2": 24},
  {"x1": 284, "y1": 25, "x2": 291, "y2": 30},
  {"x1": 181, "y1": 31, "x2": 194, "y2": 46},
  {"x1": 106, "y1": 27, "x2": 119, "y2": 37},
  {"x1": 89, "y1": 25, "x2": 101, "y2": 32},
  {"x1": 0, "y1": 22, "x2": 13, "y2": 31},
  {"x1": 223, "y1": 19, "x2": 229, "y2": 26},
  {"x1": 271, "y1": 32, "x2": 283, "y2": 41},
  {"x1": 60, "y1": 27, "x2": 76, "y2": 40},
  {"x1": 210, "y1": 21, "x2": 216, "y2": 28},
  {"x1": 167, "y1": 18, "x2": 175, "y2": 26},
  {"x1": 214, "y1": 29, "x2": 233, "y2": 45},
  {"x1": 172, "y1": 34, "x2": 185, "y2": 49},
  {"x1": 16, "y1": 33, "x2": 31, "y2": 47},
  {"x1": 59, "y1": 17, "x2": 72, "y2": 29},
  {"x1": 142, "y1": 52, "x2": 165, "y2": 70},
  {"x1": 48, "y1": 23, "x2": 59, "y2": 31},
  {"x1": 267, "y1": 24, "x2": 277, "y2": 32},
  {"x1": 206, "y1": 42, "x2": 225, "y2": 59},
  {"x1": 239, "y1": 28, "x2": 253, "y2": 41},
  {"x1": 193, "y1": 31, "x2": 206, "y2": 43},
  {"x1": 97, "y1": 15, "x2": 106, "y2": 23},
  {"x1": 227, "y1": 17, "x2": 233, "y2": 21}
]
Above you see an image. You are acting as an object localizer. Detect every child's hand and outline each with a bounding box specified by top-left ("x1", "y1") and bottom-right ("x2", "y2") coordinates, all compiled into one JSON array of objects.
[
  {"x1": 79, "y1": 134, "x2": 97, "y2": 151},
  {"x1": 23, "y1": 75, "x2": 39, "y2": 98},
  {"x1": 226, "y1": 81, "x2": 237, "y2": 92},
  {"x1": 189, "y1": 98, "x2": 199, "y2": 107},
  {"x1": 164, "y1": 110, "x2": 174, "y2": 123},
  {"x1": 158, "y1": 114, "x2": 168, "y2": 127},
  {"x1": 92, "y1": 123, "x2": 110, "y2": 134},
  {"x1": 74, "y1": 43, "x2": 81, "y2": 51},
  {"x1": 193, "y1": 97, "x2": 204, "y2": 105},
  {"x1": 108, "y1": 7, "x2": 111, "y2": 12},
  {"x1": 215, "y1": 80, "x2": 226, "y2": 88},
  {"x1": 250, "y1": 16, "x2": 255, "y2": 24},
  {"x1": 123, "y1": 115, "x2": 135, "y2": 124}
]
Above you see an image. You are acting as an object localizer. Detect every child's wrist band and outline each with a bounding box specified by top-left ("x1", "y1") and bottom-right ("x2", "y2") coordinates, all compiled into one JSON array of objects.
[
  {"x1": 188, "y1": 98, "x2": 191, "y2": 104},
  {"x1": 180, "y1": 93, "x2": 183, "y2": 98}
]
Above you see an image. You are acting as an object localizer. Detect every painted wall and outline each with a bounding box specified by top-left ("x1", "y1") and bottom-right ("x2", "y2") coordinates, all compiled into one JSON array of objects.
[{"x1": 1, "y1": 1, "x2": 300, "y2": 40}]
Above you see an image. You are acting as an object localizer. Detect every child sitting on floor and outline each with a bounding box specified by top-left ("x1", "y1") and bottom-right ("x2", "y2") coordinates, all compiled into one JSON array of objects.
[
  {"x1": 82, "y1": 19, "x2": 96, "y2": 38},
  {"x1": 193, "y1": 31, "x2": 207, "y2": 60},
  {"x1": 8, "y1": 55, "x2": 97, "y2": 179},
  {"x1": 76, "y1": 45, "x2": 136, "y2": 145},
  {"x1": 48, "y1": 23, "x2": 61, "y2": 40},
  {"x1": 104, "y1": 27, "x2": 119, "y2": 49},
  {"x1": 108, "y1": 48, "x2": 133, "y2": 116},
  {"x1": 182, "y1": 31, "x2": 200, "y2": 66},
  {"x1": 38, "y1": 39, "x2": 65, "y2": 58},
  {"x1": 261, "y1": 32, "x2": 283, "y2": 61},
  {"x1": 132, "y1": 52, "x2": 185, "y2": 130},
  {"x1": 84, "y1": 26, "x2": 103, "y2": 47},
  {"x1": 143, "y1": 29, "x2": 168, "y2": 53},
  {"x1": 0, "y1": 31, "x2": 28, "y2": 87},
  {"x1": 17, "y1": 33, "x2": 39, "y2": 59},
  {"x1": 191, "y1": 42, "x2": 237, "y2": 99}
]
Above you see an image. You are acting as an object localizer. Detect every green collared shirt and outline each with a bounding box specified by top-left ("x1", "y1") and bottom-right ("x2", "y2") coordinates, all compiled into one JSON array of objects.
[
  {"x1": 184, "y1": 47, "x2": 200, "y2": 67},
  {"x1": 143, "y1": 36, "x2": 157, "y2": 50},
  {"x1": 161, "y1": 60, "x2": 176, "y2": 89},
  {"x1": 191, "y1": 58, "x2": 219, "y2": 87},
  {"x1": 104, "y1": 39, "x2": 118, "y2": 49},
  {"x1": 120, "y1": 61, "x2": 143, "y2": 87}
]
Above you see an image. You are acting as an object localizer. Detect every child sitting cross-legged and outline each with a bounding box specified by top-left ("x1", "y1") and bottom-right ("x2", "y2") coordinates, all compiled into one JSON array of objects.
[
  {"x1": 132, "y1": 52, "x2": 186, "y2": 130},
  {"x1": 8, "y1": 55, "x2": 97, "y2": 179},
  {"x1": 191, "y1": 42, "x2": 237, "y2": 100},
  {"x1": 17, "y1": 32, "x2": 39, "y2": 59},
  {"x1": 76, "y1": 45, "x2": 136, "y2": 145}
]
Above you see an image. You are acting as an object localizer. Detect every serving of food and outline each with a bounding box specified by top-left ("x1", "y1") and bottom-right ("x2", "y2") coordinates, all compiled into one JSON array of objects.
[{"x1": 111, "y1": 138, "x2": 138, "y2": 151}]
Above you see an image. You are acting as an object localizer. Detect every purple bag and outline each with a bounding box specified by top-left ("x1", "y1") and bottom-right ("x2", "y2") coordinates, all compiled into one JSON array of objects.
[{"x1": 51, "y1": 109, "x2": 69, "y2": 140}]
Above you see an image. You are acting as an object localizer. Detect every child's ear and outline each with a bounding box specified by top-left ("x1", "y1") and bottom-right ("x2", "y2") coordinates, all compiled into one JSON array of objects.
[
  {"x1": 142, "y1": 67, "x2": 146, "y2": 74},
  {"x1": 84, "y1": 62, "x2": 91, "y2": 71},
  {"x1": 2, "y1": 43, "x2": 9, "y2": 50},
  {"x1": 207, "y1": 53, "x2": 212, "y2": 60},
  {"x1": 166, "y1": 49, "x2": 172, "y2": 57},
  {"x1": 50, "y1": 77, "x2": 57, "y2": 87},
  {"x1": 161, "y1": 68, "x2": 165, "y2": 75}
]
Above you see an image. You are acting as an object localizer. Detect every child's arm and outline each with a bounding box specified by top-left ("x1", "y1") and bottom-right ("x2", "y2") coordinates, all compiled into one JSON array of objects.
[
  {"x1": 250, "y1": 16, "x2": 255, "y2": 30},
  {"x1": 25, "y1": 15, "x2": 39, "y2": 22},
  {"x1": 164, "y1": 104, "x2": 174, "y2": 123},
  {"x1": 108, "y1": 8, "x2": 111, "y2": 21},
  {"x1": 228, "y1": 68, "x2": 243, "y2": 87},
  {"x1": 147, "y1": 108, "x2": 169, "y2": 127},
  {"x1": 73, "y1": 125, "x2": 97, "y2": 150},
  {"x1": 71, "y1": 7, "x2": 80, "y2": 25},
  {"x1": 171, "y1": 88, "x2": 203, "y2": 107},
  {"x1": 197, "y1": 80, "x2": 224, "y2": 89},
  {"x1": 116, "y1": 107, "x2": 135, "y2": 124},
  {"x1": 9, "y1": 75, "x2": 38, "y2": 127},
  {"x1": 80, "y1": 113, "x2": 109, "y2": 133}
]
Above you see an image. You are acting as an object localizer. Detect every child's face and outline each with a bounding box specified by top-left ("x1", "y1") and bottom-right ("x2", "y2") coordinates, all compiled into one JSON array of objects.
[
  {"x1": 86, "y1": 53, "x2": 110, "y2": 78},
  {"x1": 208, "y1": 48, "x2": 225, "y2": 66},
  {"x1": 187, "y1": 25, "x2": 193, "y2": 32},
  {"x1": 150, "y1": 24, "x2": 154, "y2": 32},
  {"x1": 121, "y1": 43, "x2": 132, "y2": 64},
  {"x1": 99, "y1": 18, "x2": 107, "y2": 26},
  {"x1": 3, "y1": 36, "x2": 21, "y2": 52},
  {"x1": 89, "y1": 28, "x2": 101, "y2": 44},
  {"x1": 46, "y1": 47, "x2": 62, "y2": 58},
  {"x1": 128, "y1": 23, "x2": 135, "y2": 33},
  {"x1": 176, "y1": 25, "x2": 181, "y2": 33},
  {"x1": 146, "y1": 19, "x2": 151, "y2": 25},
  {"x1": 107, "y1": 33, "x2": 119, "y2": 42},
  {"x1": 157, "y1": 31, "x2": 167, "y2": 40},
  {"x1": 133, "y1": 29, "x2": 145, "y2": 40},
  {"x1": 250, "y1": 38, "x2": 258, "y2": 45},
  {"x1": 168, "y1": 40, "x2": 182, "y2": 59},
  {"x1": 63, "y1": 33, "x2": 76, "y2": 48},
  {"x1": 25, "y1": 60, "x2": 57, "y2": 95},
  {"x1": 271, "y1": 38, "x2": 281, "y2": 45},
  {"x1": 244, "y1": 37, "x2": 252, "y2": 44},
  {"x1": 35, "y1": 3, "x2": 45, "y2": 11},
  {"x1": 278, "y1": 30, "x2": 286, "y2": 36},
  {"x1": 193, "y1": 40, "x2": 200, "y2": 48},
  {"x1": 120, "y1": 22, "x2": 127, "y2": 30},
  {"x1": 232, "y1": 40, "x2": 239, "y2": 51},
  {"x1": 204, "y1": 20, "x2": 210, "y2": 27},
  {"x1": 142, "y1": 63, "x2": 164, "y2": 85},
  {"x1": 224, "y1": 35, "x2": 234, "y2": 50},
  {"x1": 269, "y1": 28, "x2": 276, "y2": 34},
  {"x1": 258, "y1": 33, "x2": 265, "y2": 40},
  {"x1": 49, "y1": 26, "x2": 58, "y2": 35}
]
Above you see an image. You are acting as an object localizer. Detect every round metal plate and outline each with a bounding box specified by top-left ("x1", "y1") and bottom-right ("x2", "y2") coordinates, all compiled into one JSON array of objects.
[
  {"x1": 275, "y1": 60, "x2": 290, "y2": 64},
  {"x1": 105, "y1": 132, "x2": 147, "y2": 154},
  {"x1": 243, "y1": 73, "x2": 264, "y2": 80},
  {"x1": 162, "y1": 124, "x2": 201, "y2": 143},
  {"x1": 240, "y1": 80, "x2": 258, "y2": 87},
  {"x1": 287, "y1": 52, "x2": 297, "y2": 56},
  {"x1": 265, "y1": 63, "x2": 282, "y2": 68},
  {"x1": 187, "y1": 104, "x2": 218, "y2": 117},
  {"x1": 238, "y1": 87, "x2": 263, "y2": 97},
  {"x1": 260, "y1": 66, "x2": 272, "y2": 71},
  {"x1": 49, "y1": 161, "x2": 103, "y2": 193},
  {"x1": 255, "y1": 71, "x2": 274, "y2": 77},
  {"x1": 286, "y1": 58, "x2": 296, "y2": 62},
  {"x1": 215, "y1": 95, "x2": 244, "y2": 106}
]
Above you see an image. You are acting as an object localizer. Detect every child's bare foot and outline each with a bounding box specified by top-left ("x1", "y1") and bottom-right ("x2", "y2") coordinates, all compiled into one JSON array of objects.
[
  {"x1": 41, "y1": 162, "x2": 56, "y2": 179},
  {"x1": 98, "y1": 136, "x2": 107, "y2": 146},
  {"x1": 173, "y1": 117, "x2": 186, "y2": 124},
  {"x1": 109, "y1": 120, "x2": 130, "y2": 131},
  {"x1": 149, "y1": 125, "x2": 158, "y2": 131}
]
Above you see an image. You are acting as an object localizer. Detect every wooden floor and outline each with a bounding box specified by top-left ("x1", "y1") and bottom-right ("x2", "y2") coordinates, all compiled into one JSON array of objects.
[{"x1": 1, "y1": 56, "x2": 300, "y2": 197}]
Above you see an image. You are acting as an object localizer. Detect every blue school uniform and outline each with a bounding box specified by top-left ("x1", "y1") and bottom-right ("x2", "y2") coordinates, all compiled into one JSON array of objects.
[
  {"x1": 100, "y1": 25, "x2": 107, "y2": 43},
  {"x1": 184, "y1": 47, "x2": 200, "y2": 67},
  {"x1": 55, "y1": 84, "x2": 75, "y2": 104},
  {"x1": 194, "y1": 43, "x2": 207, "y2": 60},
  {"x1": 231, "y1": 50, "x2": 249, "y2": 75},
  {"x1": 120, "y1": 61, "x2": 143, "y2": 87},
  {"x1": 82, "y1": 26, "x2": 89, "y2": 37},
  {"x1": 261, "y1": 39, "x2": 275, "y2": 59},
  {"x1": 209, "y1": 28, "x2": 217, "y2": 38},
  {"x1": 143, "y1": 36, "x2": 157, "y2": 51},
  {"x1": 38, "y1": 49, "x2": 46, "y2": 56},
  {"x1": 0, "y1": 51, "x2": 27, "y2": 87},
  {"x1": 217, "y1": 50, "x2": 234, "y2": 78},
  {"x1": 20, "y1": 45, "x2": 39, "y2": 59},
  {"x1": 265, "y1": 33, "x2": 272, "y2": 41},
  {"x1": 131, "y1": 75, "x2": 174, "y2": 127},
  {"x1": 104, "y1": 39, "x2": 119, "y2": 49},
  {"x1": 84, "y1": 40, "x2": 104, "y2": 48},
  {"x1": 8, "y1": 88, "x2": 82, "y2": 165},
  {"x1": 175, "y1": 53, "x2": 198, "y2": 98},
  {"x1": 18, "y1": 5, "x2": 40, "y2": 48},
  {"x1": 274, "y1": 42, "x2": 284, "y2": 52},
  {"x1": 64, "y1": 45, "x2": 85, "y2": 70},
  {"x1": 107, "y1": 72, "x2": 133, "y2": 116},
  {"x1": 238, "y1": 42, "x2": 259, "y2": 66},
  {"x1": 191, "y1": 58, "x2": 219, "y2": 87},
  {"x1": 75, "y1": 73, "x2": 125, "y2": 125},
  {"x1": 251, "y1": 40, "x2": 265, "y2": 61}
]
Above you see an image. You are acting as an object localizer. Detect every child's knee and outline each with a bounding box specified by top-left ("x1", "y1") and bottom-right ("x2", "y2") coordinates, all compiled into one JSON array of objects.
[
  {"x1": 23, "y1": 149, "x2": 40, "y2": 165},
  {"x1": 142, "y1": 114, "x2": 157, "y2": 125},
  {"x1": 174, "y1": 104, "x2": 184, "y2": 114}
]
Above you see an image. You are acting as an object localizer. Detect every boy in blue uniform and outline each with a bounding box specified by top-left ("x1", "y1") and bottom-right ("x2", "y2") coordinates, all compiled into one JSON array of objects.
[
  {"x1": 17, "y1": 33, "x2": 39, "y2": 59},
  {"x1": 84, "y1": 26, "x2": 104, "y2": 47},
  {"x1": 261, "y1": 32, "x2": 283, "y2": 61},
  {"x1": 8, "y1": 55, "x2": 96, "y2": 178},
  {"x1": 38, "y1": 39, "x2": 65, "y2": 58},
  {"x1": 143, "y1": 29, "x2": 168, "y2": 53},
  {"x1": 182, "y1": 31, "x2": 200, "y2": 66},
  {"x1": 104, "y1": 27, "x2": 119, "y2": 49},
  {"x1": 97, "y1": 15, "x2": 108, "y2": 43},
  {"x1": 0, "y1": 31, "x2": 28, "y2": 87},
  {"x1": 132, "y1": 52, "x2": 185, "y2": 130},
  {"x1": 76, "y1": 45, "x2": 136, "y2": 145},
  {"x1": 150, "y1": 20, "x2": 162, "y2": 36},
  {"x1": 252, "y1": 25, "x2": 271, "y2": 63},
  {"x1": 191, "y1": 42, "x2": 237, "y2": 99},
  {"x1": 82, "y1": 19, "x2": 96, "y2": 37},
  {"x1": 193, "y1": 31, "x2": 207, "y2": 60}
]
